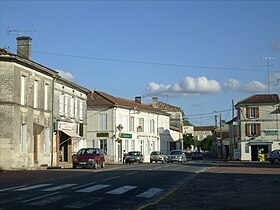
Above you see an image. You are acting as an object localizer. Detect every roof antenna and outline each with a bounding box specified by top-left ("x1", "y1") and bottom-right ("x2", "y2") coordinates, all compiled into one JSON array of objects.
[{"x1": 7, "y1": 26, "x2": 36, "y2": 36}]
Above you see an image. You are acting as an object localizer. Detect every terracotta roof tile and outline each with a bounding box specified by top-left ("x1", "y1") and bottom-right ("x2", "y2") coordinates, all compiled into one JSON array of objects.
[
  {"x1": 194, "y1": 126, "x2": 216, "y2": 131},
  {"x1": 237, "y1": 94, "x2": 279, "y2": 105}
]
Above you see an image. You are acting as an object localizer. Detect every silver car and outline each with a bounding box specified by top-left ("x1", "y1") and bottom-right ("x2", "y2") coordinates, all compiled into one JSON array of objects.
[
  {"x1": 167, "y1": 150, "x2": 186, "y2": 163},
  {"x1": 268, "y1": 150, "x2": 280, "y2": 164},
  {"x1": 150, "y1": 151, "x2": 167, "y2": 163}
]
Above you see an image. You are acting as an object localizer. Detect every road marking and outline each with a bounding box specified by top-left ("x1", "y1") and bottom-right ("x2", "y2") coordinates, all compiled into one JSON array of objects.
[
  {"x1": 75, "y1": 184, "x2": 110, "y2": 193},
  {"x1": 154, "y1": 167, "x2": 162, "y2": 170},
  {"x1": 64, "y1": 197, "x2": 103, "y2": 208},
  {"x1": 103, "y1": 176, "x2": 120, "y2": 181},
  {"x1": 22, "y1": 192, "x2": 60, "y2": 203},
  {"x1": 42, "y1": 184, "x2": 78, "y2": 191},
  {"x1": 0, "y1": 185, "x2": 27, "y2": 192},
  {"x1": 29, "y1": 195, "x2": 67, "y2": 206},
  {"x1": 137, "y1": 188, "x2": 163, "y2": 198},
  {"x1": 106, "y1": 185, "x2": 137, "y2": 195},
  {"x1": 14, "y1": 184, "x2": 52, "y2": 191},
  {"x1": 125, "y1": 172, "x2": 138, "y2": 176},
  {"x1": 71, "y1": 182, "x2": 96, "y2": 190}
]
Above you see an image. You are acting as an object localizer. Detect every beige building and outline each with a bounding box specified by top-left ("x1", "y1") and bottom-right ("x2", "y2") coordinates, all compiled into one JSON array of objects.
[{"x1": 0, "y1": 37, "x2": 58, "y2": 169}]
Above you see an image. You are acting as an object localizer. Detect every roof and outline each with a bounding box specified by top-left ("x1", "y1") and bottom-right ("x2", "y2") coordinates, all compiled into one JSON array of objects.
[
  {"x1": 87, "y1": 90, "x2": 170, "y2": 116},
  {"x1": 236, "y1": 94, "x2": 279, "y2": 107},
  {"x1": 194, "y1": 126, "x2": 217, "y2": 132},
  {"x1": 153, "y1": 101, "x2": 184, "y2": 114}
]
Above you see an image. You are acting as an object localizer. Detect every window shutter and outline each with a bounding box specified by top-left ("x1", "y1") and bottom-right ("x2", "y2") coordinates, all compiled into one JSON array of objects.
[
  {"x1": 256, "y1": 107, "x2": 259, "y2": 118},
  {"x1": 246, "y1": 107, "x2": 250, "y2": 118},
  {"x1": 256, "y1": 123, "x2": 261, "y2": 136},
  {"x1": 245, "y1": 124, "x2": 250, "y2": 136}
]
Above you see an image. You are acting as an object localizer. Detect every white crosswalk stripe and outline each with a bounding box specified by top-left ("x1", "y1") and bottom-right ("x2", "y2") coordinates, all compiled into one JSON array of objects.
[
  {"x1": 64, "y1": 197, "x2": 103, "y2": 209},
  {"x1": 42, "y1": 184, "x2": 78, "y2": 191},
  {"x1": 137, "y1": 188, "x2": 163, "y2": 198},
  {"x1": 13, "y1": 184, "x2": 52, "y2": 191},
  {"x1": 75, "y1": 184, "x2": 110, "y2": 193},
  {"x1": 106, "y1": 185, "x2": 137, "y2": 195}
]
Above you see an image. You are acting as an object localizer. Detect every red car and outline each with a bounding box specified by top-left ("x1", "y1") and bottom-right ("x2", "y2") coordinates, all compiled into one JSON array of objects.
[{"x1": 73, "y1": 148, "x2": 105, "y2": 169}]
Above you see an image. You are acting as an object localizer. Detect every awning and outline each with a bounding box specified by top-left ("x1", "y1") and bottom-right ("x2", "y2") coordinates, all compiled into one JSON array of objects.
[
  {"x1": 248, "y1": 141, "x2": 273, "y2": 146},
  {"x1": 61, "y1": 130, "x2": 82, "y2": 139}
]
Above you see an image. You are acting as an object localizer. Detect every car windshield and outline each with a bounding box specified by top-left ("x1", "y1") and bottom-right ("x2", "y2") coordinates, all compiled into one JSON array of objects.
[
  {"x1": 78, "y1": 148, "x2": 97, "y2": 155},
  {"x1": 128, "y1": 151, "x2": 141, "y2": 156},
  {"x1": 170, "y1": 151, "x2": 182, "y2": 155},
  {"x1": 151, "y1": 151, "x2": 161, "y2": 155}
]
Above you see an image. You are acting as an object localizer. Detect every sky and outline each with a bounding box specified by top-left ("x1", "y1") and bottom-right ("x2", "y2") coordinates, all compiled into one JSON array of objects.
[{"x1": 1, "y1": 0, "x2": 280, "y2": 126}]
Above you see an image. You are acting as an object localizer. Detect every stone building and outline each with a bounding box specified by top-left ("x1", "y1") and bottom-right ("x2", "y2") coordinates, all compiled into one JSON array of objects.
[{"x1": 0, "y1": 37, "x2": 58, "y2": 169}]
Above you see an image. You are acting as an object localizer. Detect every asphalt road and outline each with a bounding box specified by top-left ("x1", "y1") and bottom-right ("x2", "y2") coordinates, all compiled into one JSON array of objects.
[{"x1": 0, "y1": 161, "x2": 217, "y2": 210}]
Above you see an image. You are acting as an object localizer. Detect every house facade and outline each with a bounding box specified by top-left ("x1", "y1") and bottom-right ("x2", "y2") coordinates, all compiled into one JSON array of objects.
[
  {"x1": 86, "y1": 91, "x2": 171, "y2": 162},
  {"x1": 0, "y1": 37, "x2": 58, "y2": 169},
  {"x1": 234, "y1": 94, "x2": 280, "y2": 161},
  {"x1": 53, "y1": 77, "x2": 90, "y2": 167}
]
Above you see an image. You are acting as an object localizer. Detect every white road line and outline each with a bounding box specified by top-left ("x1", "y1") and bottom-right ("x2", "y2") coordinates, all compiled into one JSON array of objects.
[
  {"x1": 137, "y1": 188, "x2": 163, "y2": 198},
  {"x1": 75, "y1": 184, "x2": 110, "y2": 193},
  {"x1": 22, "y1": 192, "x2": 59, "y2": 203},
  {"x1": 71, "y1": 182, "x2": 96, "y2": 190},
  {"x1": 0, "y1": 185, "x2": 27, "y2": 192},
  {"x1": 154, "y1": 167, "x2": 162, "y2": 170},
  {"x1": 125, "y1": 172, "x2": 138, "y2": 176},
  {"x1": 29, "y1": 195, "x2": 67, "y2": 206},
  {"x1": 103, "y1": 176, "x2": 120, "y2": 181},
  {"x1": 106, "y1": 185, "x2": 137, "y2": 195},
  {"x1": 64, "y1": 197, "x2": 103, "y2": 209},
  {"x1": 42, "y1": 184, "x2": 78, "y2": 191},
  {"x1": 14, "y1": 184, "x2": 52, "y2": 191}
]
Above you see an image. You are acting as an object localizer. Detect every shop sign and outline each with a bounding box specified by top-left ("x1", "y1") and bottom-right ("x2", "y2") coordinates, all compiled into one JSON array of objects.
[
  {"x1": 264, "y1": 130, "x2": 278, "y2": 136},
  {"x1": 97, "y1": 133, "x2": 109, "y2": 137},
  {"x1": 121, "y1": 133, "x2": 132, "y2": 138}
]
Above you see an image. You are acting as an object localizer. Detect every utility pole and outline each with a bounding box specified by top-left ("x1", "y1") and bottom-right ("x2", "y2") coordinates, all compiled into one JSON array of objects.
[
  {"x1": 220, "y1": 114, "x2": 222, "y2": 159},
  {"x1": 262, "y1": 57, "x2": 274, "y2": 93}
]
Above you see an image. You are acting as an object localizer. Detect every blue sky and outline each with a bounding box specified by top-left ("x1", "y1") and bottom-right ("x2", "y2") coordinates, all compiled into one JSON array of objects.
[{"x1": 1, "y1": 0, "x2": 280, "y2": 126}]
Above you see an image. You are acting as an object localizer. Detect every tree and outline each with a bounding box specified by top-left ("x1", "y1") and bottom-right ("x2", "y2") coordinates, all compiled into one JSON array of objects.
[
  {"x1": 183, "y1": 134, "x2": 197, "y2": 150},
  {"x1": 200, "y1": 135, "x2": 213, "y2": 151}
]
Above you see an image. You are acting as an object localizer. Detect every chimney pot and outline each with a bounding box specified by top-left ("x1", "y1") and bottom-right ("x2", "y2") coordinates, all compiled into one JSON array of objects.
[
  {"x1": 17, "y1": 36, "x2": 32, "y2": 60},
  {"x1": 135, "y1": 96, "x2": 142, "y2": 104},
  {"x1": 152, "y1": 97, "x2": 159, "y2": 108}
]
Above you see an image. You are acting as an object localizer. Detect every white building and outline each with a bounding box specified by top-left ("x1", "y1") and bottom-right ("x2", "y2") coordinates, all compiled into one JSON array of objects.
[
  {"x1": 233, "y1": 94, "x2": 280, "y2": 161},
  {"x1": 86, "y1": 91, "x2": 171, "y2": 162}
]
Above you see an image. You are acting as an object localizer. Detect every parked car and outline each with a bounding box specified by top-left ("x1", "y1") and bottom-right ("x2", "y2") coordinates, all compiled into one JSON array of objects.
[
  {"x1": 125, "y1": 151, "x2": 144, "y2": 164},
  {"x1": 150, "y1": 151, "x2": 167, "y2": 163},
  {"x1": 167, "y1": 150, "x2": 186, "y2": 163},
  {"x1": 72, "y1": 148, "x2": 105, "y2": 169},
  {"x1": 268, "y1": 150, "x2": 280, "y2": 164},
  {"x1": 184, "y1": 152, "x2": 193, "y2": 161},
  {"x1": 192, "y1": 152, "x2": 203, "y2": 160}
]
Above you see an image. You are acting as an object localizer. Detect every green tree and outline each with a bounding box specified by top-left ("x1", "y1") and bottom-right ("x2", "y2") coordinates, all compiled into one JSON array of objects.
[
  {"x1": 183, "y1": 134, "x2": 197, "y2": 150},
  {"x1": 200, "y1": 135, "x2": 213, "y2": 151}
]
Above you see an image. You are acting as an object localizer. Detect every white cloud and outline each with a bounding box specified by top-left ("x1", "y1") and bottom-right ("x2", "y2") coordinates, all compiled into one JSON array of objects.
[
  {"x1": 224, "y1": 79, "x2": 267, "y2": 93},
  {"x1": 145, "y1": 76, "x2": 221, "y2": 97},
  {"x1": 270, "y1": 42, "x2": 280, "y2": 51},
  {"x1": 58, "y1": 70, "x2": 75, "y2": 82}
]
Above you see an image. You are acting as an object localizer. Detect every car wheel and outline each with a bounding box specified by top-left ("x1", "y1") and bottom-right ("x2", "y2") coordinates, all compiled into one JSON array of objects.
[
  {"x1": 273, "y1": 158, "x2": 279, "y2": 164},
  {"x1": 150, "y1": 160, "x2": 153, "y2": 163},
  {"x1": 73, "y1": 165, "x2": 76, "y2": 169},
  {"x1": 101, "y1": 161, "x2": 105, "y2": 168},
  {"x1": 93, "y1": 162, "x2": 98, "y2": 169}
]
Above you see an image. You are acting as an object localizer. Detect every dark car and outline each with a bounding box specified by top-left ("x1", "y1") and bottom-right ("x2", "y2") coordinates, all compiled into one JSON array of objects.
[
  {"x1": 150, "y1": 151, "x2": 167, "y2": 163},
  {"x1": 268, "y1": 150, "x2": 280, "y2": 164},
  {"x1": 167, "y1": 150, "x2": 186, "y2": 163},
  {"x1": 125, "y1": 151, "x2": 144, "y2": 164},
  {"x1": 192, "y1": 152, "x2": 203, "y2": 160},
  {"x1": 73, "y1": 148, "x2": 105, "y2": 169}
]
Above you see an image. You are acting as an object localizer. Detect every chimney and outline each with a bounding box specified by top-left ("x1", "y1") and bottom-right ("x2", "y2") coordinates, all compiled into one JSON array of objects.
[
  {"x1": 17, "y1": 36, "x2": 32, "y2": 60},
  {"x1": 135, "y1": 96, "x2": 142, "y2": 104},
  {"x1": 152, "y1": 97, "x2": 159, "y2": 108}
]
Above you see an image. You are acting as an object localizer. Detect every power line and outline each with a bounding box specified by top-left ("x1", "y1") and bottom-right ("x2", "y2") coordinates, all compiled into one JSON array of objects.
[{"x1": 7, "y1": 48, "x2": 274, "y2": 73}]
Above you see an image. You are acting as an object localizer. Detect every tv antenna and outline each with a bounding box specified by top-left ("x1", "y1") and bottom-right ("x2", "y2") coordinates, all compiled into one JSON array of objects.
[{"x1": 7, "y1": 26, "x2": 36, "y2": 36}]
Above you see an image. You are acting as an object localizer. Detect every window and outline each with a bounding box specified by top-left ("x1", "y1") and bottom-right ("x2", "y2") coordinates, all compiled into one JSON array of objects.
[
  {"x1": 150, "y1": 119, "x2": 155, "y2": 133},
  {"x1": 21, "y1": 123, "x2": 27, "y2": 153},
  {"x1": 250, "y1": 107, "x2": 256, "y2": 118},
  {"x1": 131, "y1": 140, "x2": 135, "y2": 151},
  {"x1": 246, "y1": 107, "x2": 259, "y2": 119},
  {"x1": 33, "y1": 80, "x2": 38, "y2": 108},
  {"x1": 250, "y1": 124, "x2": 257, "y2": 136},
  {"x1": 64, "y1": 95, "x2": 68, "y2": 117},
  {"x1": 139, "y1": 118, "x2": 144, "y2": 132},
  {"x1": 70, "y1": 97, "x2": 74, "y2": 118},
  {"x1": 129, "y1": 116, "x2": 134, "y2": 132},
  {"x1": 79, "y1": 100, "x2": 83, "y2": 120},
  {"x1": 99, "y1": 114, "x2": 107, "y2": 130},
  {"x1": 74, "y1": 98, "x2": 78, "y2": 118},
  {"x1": 44, "y1": 128, "x2": 50, "y2": 153},
  {"x1": 100, "y1": 139, "x2": 107, "y2": 154},
  {"x1": 59, "y1": 93, "x2": 64, "y2": 115},
  {"x1": 21, "y1": 75, "x2": 27, "y2": 105},
  {"x1": 245, "y1": 123, "x2": 261, "y2": 136},
  {"x1": 44, "y1": 83, "x2": 49, "y2": 110}
]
